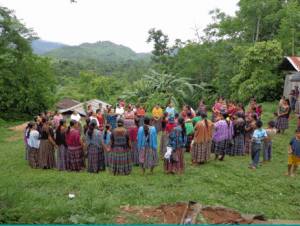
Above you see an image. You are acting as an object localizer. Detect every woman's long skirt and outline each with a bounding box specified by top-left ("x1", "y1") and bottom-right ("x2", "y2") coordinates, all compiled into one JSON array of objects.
[
  {"x1": 185, "y1": 133, "x2": 194, "y2": 152},
  {"x1": 56, "y1": 144, "x2": 68, "y2": 171},
  {"x1": 67, "y1": 146, "x2": 86, "y2": 172},
  {"x1": 163, "y1": 147, "x2": 185, "y2": 174},
  {"x1": 124, "y1": 119, "x2": 135, "y2": 130},
  {"x1": 25, "y1": 144, "x2": 30, "y2": 160},
  {"x1": 191, "y1": 142, "x2": 211, "y2": 163},
  {"x1": 38, "y1": 140, "x2": 56, "y2": 169},
  {"x1": 87, "y1": 144, "x2": 105, "y2": 173},
  {"x1": 131, "y1": 140, "x2": 140, "y2": 165},
  {"x1": 109, "y1": 146, "x2": 132, "y2": 175},
  {"x1": 159, "y1": 131, "x2": 169, "y2": 155},
  {"x1": 231, "y1": 134, "x2": 244, "y2": 156},
  {"x1": 275, "y1": 117, "x2": 289, "y2": 130},
  {"x1": 153, "y1": 120, "x2": 162, "y2": 133},
  {"x1": 29, "y1": 147, "x2": 39, "y2": 168},
  {"x1": 104, "y1": 143, "x2": 110, "y2": 167},
  {"x1": 211, "y1": 139, "x2": 230, "y2": 156},
  {"x1": 139, "y1": 117, "x2": 144, "y2": 127},
  {"x1": 244, "y1": 134, "x2": 252, "y2": 155},
  {"x1": 139, "y1": 147, "x2": 159, "y2": 169}
]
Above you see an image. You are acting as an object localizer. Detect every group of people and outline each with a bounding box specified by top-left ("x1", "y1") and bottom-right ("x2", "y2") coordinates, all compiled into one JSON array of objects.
[{"x1": 23, "y1": 97, "x2": 299, "y2": 178}]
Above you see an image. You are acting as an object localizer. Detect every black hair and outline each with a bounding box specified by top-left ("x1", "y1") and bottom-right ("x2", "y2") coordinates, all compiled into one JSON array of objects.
[
  {"x1": 118, "y1": 98, "x2": 121, "y2": 101},
  {"x1": 67, "y1": 120, "x2": 77, "y2": 134},
  {"x1": 250, "y1": 113, "x2": 258, "y2": 121},
  {"x1": 237, "y1": 103, "x2": 245, "y2": 112},
  {"x1": 34, "y1": 115, "x2": 39, "y2": 122},
  {"x1": 44, "y1": 110, "x2": 49, "y2": 115},
  {"x1": 55, "y1": 110, "x2": 59, "y2": 115},
  {"x1": 268, "y1": 120, "x2": 275, "y2": 128},
  {"x1": 256, "y1": 120, "x2": 263, "y2": 128},
  {"x1": 144, "y1": 116, "x2": 151, "y2": 142},
  {"x1": 222, "y1": 112, "x2": 230, "y2": 128},
  {"x1": 235, "y1": 111, "x2": 243, "y2": 118},
  {"x1": 88, "y1": 105, "x2": 92, "y2": 109},
  {"x1": 215, "y1": 98, "x2": 219, "y2": 102},
  {"x1": 99, "y1": 103, "x2": 102, "y2": 106},
  {"x1": 84, "y1": 118, "x2": 91, "y2": 135},
  {"x1": 56, "y1": 119, "x2": 66, "y2": 142},
  {"x1": 156, "y1": 103, "x2": 159, "y2": 106},
  {"x1": 196, "y1": 110, "x2": 201, "y2": 116},
  {"x1": 175, "y1": 113, "x2": 179, "y2": 119},
  {"x1": 108, "y1": 108, "x2": 112, "y2": 113},
  {"x1": 200, "y1": 100, "x2": 204, "y2": 104},
  {"x1": 42, "y1": 116, "x2": 49, "y2": 123},
  {"x1": 178, "y1": 116, "x2": 186, "y2": 138},
  {"x1": 117, "y1": 118, "x2": 124, "y2": 127},
  {"x1": 39, "y1": 112, "x2": 44, "y2": 117},
  {"x1": 200, "y1": 112, "x2": 208, "y2": 128},
  {"x1": 104, "y1": 124, "x2": 112, "y2": 140},
  {"x1": 88, "y1": 120, "x2": 97, "y2": 139},
  {"x1": 228, "y1": 100, "x2": 235, "y2": 105},
  {"x1": 127, "y1": 106, "x2": 131, "y2": 109},
  {"x1": 186, "y1": 111, "x2": 193, "y2": 119},
  {"x1": 185, "y1": 104, "x2": 191, "y2": 111},
  {"x1": 162, "y1": 112, "x2": 168, "y2": 129},
  {"x1": 284, "y1": 98, "x2": 291, "y2": 117},
  {"x1": 251, "y1": 106, "x2": 256, "y2": 112},
  {"x1": 251, "y1": 98, "x2": 256, "y2": 102},
  {"x1": 134, "y1": 118, "x2": 140, "y2": 127},
  {"x1": 295, "y1": 128, "x2": 300, "y2": 133},
  {"x1": 26, "y1": 122, "x2": 35, "y2": 139},
  {"x1": 219, "y1": 97, "x2": 225, "y2": 101},
  {"x1": 90, "y1": 110, "x2": 94, "y2": 115},
  {"x1": 96, "y1": 109, "x2": 101, "y2": 114},
  {"x1": 258, "y1": 105, "x2": 262, "y2": 109}
]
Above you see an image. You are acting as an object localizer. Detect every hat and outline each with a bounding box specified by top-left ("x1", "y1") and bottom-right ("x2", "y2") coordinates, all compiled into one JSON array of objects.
[{"x1": 168, "y1": 116, "x2": 175, "y2": 123}]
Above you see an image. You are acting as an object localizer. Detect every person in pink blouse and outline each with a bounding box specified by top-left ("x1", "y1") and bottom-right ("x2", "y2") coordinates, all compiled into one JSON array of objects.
[
  {"x1": 228, "y1": 100, "x2": 237, "y2": 121},
  {"x1": 53, "y1": 110, "x2": 63, "y2": 128},
  {"x1": 124, "y1": 106, "x2": 135, "y2": 130}
]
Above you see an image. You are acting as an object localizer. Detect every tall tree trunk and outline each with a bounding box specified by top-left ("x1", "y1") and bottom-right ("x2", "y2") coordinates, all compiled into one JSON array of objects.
[{"x1": 255, "y1": 16, "x2": 261, "y2": 42}]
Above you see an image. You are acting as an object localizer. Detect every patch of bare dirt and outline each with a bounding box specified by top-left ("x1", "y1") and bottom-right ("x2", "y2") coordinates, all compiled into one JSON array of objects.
[
  {"x1": 10, "y1": 122, "x2": 29, "y2": 131},
  {"x1": 4, "y1": 133, "x2": 24, "y2": 142}
]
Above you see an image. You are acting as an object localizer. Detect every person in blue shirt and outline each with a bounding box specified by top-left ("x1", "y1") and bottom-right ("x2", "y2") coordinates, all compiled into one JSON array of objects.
[
  {"x1": 286, "y1": 128, "x2": 300, "y2": 178},
  {"x1": 249, "y1": 120, "x2": 267, "y2": 169},
  {"x1": 166, "y1": 102, "x2": 175, "y2": 117},
  {"x1": 137, "y1": 116, "x2": 159, "y2": 175}
]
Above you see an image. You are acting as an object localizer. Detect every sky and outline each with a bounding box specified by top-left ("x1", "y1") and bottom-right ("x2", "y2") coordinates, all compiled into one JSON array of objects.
[{"x1": 0, "y1": 0, "x2": 240, "y2": 53}]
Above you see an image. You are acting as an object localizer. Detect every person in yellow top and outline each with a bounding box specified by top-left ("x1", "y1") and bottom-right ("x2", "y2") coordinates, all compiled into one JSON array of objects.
[{"x1": 152, "y1": 103, "x2": 163, "y2": 134}]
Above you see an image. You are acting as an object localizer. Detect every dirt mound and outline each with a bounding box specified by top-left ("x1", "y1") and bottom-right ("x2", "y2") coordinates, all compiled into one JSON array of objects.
[
  {"x1": 10, "y1": 122, "x2": 29, "y2": 131},
  {"x1": 116, "y1": 201, "x2": 266, "y2": 225},
  {"x1": 4, "y1": 133, "x2": 24, "y2": 142}
]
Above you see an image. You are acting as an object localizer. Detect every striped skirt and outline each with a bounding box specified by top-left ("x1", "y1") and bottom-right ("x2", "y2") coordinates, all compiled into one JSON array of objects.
[
  {"x1": 231, "y1": 134, "x2": 244, "y2": 156},
  {"x1": 139, "y1": 147, "x2": 159, "y2": 169},
  {"x1": 153, "y1": 120, "x2": 162, "y2": 133},
  {"x1": 131, "y1": 140, "x2": 140, "y2": 165},
  {"x1": 211, "y1": 139, "x2": 230, "y2": 156},
  {"x1": 191, "y1": 142, "x2": 211, "y2": 163},
  {"x1": 104, "y1": 143, "x2": 110, "y2": 167},
  {"x1": 109, "y1": 146, "x2": 132, "y2": 175},
  {"x1": 185, "y1": 133, "x2": 194, "y2": 152},
  {"x1": 82, "y1": 135, "x2": 88, "y2": 158},
  {"x1": 275, "y1": 117, "x2": 289, "y2": 130},
  {"x1": 29, "y1": 147, "x2": 39, "y2": 169},
  {"x1": 159, "y1": 131, "x2": 169, "y2": 155},
  {"x1": 124, "y1": 119, "x2": 135, "y2": 130},
  {"x1": 67, "y1": 146, "x2": 86, "y2": 172},
  {"x1": 244, "y1": 134, "x2": 252, "y2": 155},
  {"x1": 25, "y1": 144, "x2": 30, "y2": 161},
  {"x1": 38, "y1": 139, "x2": 56, "y2": 169},
  {"x1": 163, "y1": 147, "x2": 185, "y2": 174},
  {"x1": 56, "y1": 144, "x2": 68, "y2": 171},
  {"x1": 87, "y1": 144, "x2": 105, "y2": 173}
]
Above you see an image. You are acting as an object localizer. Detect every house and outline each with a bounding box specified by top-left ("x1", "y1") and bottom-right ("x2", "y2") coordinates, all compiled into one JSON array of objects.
[{"x1": 55, "y1": 98, "x2": 81, "y2": 110}]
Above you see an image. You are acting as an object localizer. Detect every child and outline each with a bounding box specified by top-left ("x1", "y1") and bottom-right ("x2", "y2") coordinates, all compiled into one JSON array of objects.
[
  {"x1": 160, "y1": 112, "x2": 169, "y2": 157},
  {"x1": 286, "y1": 128, "x2": 300, "y2": 178},
  {"x1": 174, "y1": 113, "x2": 179, "y2": 126},
  {"x1": 185, "y1": 111, "x2": 194, "y2": 153},
  {"x1": 260, "y1": 120, "x2": 276, "y2": 163},
  {"x1": 258, "y1": 105, "x2": 263, "y2": 119},
  {"x1": 102, "y1": 124, "x2": 112, "y2": 167},
  {"x1": 249, "y1": 120, "x2": 267, "y2": 169}
]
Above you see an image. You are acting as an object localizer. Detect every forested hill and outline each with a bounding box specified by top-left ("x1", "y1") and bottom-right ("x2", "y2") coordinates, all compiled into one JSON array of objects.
[
  {"x1": 40, "y1": 41, "x2": 151, "y2": 62},
  {"x1": 31, "y1": 40, "x2": 70, "y2": 54}
]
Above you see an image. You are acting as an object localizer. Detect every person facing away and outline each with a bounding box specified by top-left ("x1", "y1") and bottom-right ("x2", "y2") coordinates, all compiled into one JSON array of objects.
[
  {"x1": 260, "y1": 120, "x2": 276, "y2": 164},
  {"x1": 286, "y1": 128, "x2": 300, "y2": 178}
]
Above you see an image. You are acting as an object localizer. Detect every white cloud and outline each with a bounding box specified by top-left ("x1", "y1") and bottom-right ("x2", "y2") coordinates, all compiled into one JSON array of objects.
[{"x1": 0, "y1": 0, "x2": 239, "y2": 52}]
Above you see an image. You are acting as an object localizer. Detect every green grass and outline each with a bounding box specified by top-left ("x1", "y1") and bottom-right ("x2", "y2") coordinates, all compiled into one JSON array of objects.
[{"x1": 0, "y1": 101, "x2": 300, "y2": 224}]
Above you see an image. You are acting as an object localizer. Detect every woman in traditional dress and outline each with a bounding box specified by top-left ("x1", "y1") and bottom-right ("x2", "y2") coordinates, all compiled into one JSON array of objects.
[
  {"x1": 211, "y1": 99, "x2": 220, "y2": 122},
  {"x1": 38, "y1": 116, "x2": 57, "y2": 169},
  {"x1": 96, "y1": 109, "x2": 104, "y2": 132},
  {"x1": 137, "y1": 116, "x2": 159, "y2": 175},
  {"x1": 106, "y1": 108, "x2": 118, "y2": 131},
  {"x1": 129, "y1": 118, "x2": 140, "y2": 165},
  {"x1": 53, "y1": 110, "x2": 63, "y2": 129},
  {"x1": 237, "y1": 103, "x2": 245, "y2": 119},
  {"x1": 166, "y1": 102, "x2": 175, "y2": 117},
  {"x1": 102, "y1": 124, "x2": 112, "y2": 167},
  {"x1": 90, "y1": 111, "x2": 99, "y2": 127},
  {"x1": 193, "y1": 110, "x2": 202, "y2": 126},
  {"x1": 219, "y1": 98, "x2": 228, "y2": 114},
  {"x1": 246, "y1": 98, "x2": 259, "y2": 115},
  {"x1": 211, "y1": 112, "x2": 234, "y2": 161},
  {"x1": 164, "y1": 116, "x2": 187, "y2": 174},
  {"x1": 181, "y1": 105, "x2": 188, "y2": 118},
  {"x1": 275, "y1": 98, "x2": 290, "y2": 134},
  {"x1": 197, "y1": 100, "x2": 207, "y2": 113},
  {"x1": 28, "y1": 122, "x2": 40, "y2": 168},
  {"x1": 56, "y1": 119, "x2": 68, "y2": 171},
  {"x1": 24, "y1": 124, "x2": 30, "y2": 161},
  {"x1": 104, "y1": 105, "x2": 110, "y2": 124},
  {"x1": 86, "y1": 120, "x2": 110, "y2": 173},
  {"x1": 86, "y1": 105, "x2": 93, "y2": 118},
  {"x1": 136, "y1": 104, "x2": 146, "y2": 127},
  {"x1": 124, "y1": 106, "x2": 135, "y2": 130},
  {"x1": 244, "y1": 114, "x2": 257, "y2": 156},
  {"x1": 228, "y1": 100, "x2": 237, "y2": 121},
  {"x1": 166, "y1": 115, "x2": 177, "y2": 134},
  {"x1": 152, "y1": 103, "x2": 163, "y2": 134},
  {"x1": 109, "y1": 119, "x2": 133, "y2": 175},
  {"x1": 231, "y1": 112, "x2": 245, "y2": 156},
  {"x1": 185, "y1": 111, "x2": 194, "y2": 153},
  {"x1": 191, "y1": 111, "x2": 212, "y2": 165},
  {"x1": 82, "y1": 118, "x2": 91, "y2": 158},
  {"x1": 116, "y1": 104, "x2": 125, "y2": 120},
  {"x1": 34, "y1": 115, "x2": 42, "y2": 131},
  {"x1": 71, "y1": 110, "x2": 82, "y2": 135},
  {"x1": 160, "y1": 112, "x2": 169, "y2": 156},
  {"x1": 65, "y1": 120, "x2": 86, "y2": 172}
]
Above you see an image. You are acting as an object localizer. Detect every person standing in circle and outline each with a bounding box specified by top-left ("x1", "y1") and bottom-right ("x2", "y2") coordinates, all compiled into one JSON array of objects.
[
  {"x1": 136, "y1": 104, "x2": 146, "y2": 127},
  {"x1": 152, "y1": 103, "x2": 163, "y2": 134}
]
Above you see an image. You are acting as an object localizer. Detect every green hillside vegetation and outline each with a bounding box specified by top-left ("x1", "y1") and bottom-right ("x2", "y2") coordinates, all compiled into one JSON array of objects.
[{"x1": 41, "y1": 41, "x2": 151, "y2": 62}]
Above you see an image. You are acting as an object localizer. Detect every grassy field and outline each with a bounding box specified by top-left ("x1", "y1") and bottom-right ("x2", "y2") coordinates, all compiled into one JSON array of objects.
[{"x1": 0, "y1": 102, "x2": 300, "y2": 224}]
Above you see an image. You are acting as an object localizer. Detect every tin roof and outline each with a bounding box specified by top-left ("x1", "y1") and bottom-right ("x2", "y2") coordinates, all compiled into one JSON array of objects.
[
  {"x1": 59, "y1": 99, "x2": 111, "y2": 116},
  {"x1": 279, "y1": 56, "x2": 300, "y2": 71},
  {"x1": 55, "y1": 98, "x2": 81, "y2": 109}
]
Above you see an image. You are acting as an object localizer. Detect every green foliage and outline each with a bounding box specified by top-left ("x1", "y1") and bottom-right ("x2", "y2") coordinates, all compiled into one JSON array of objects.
[{"x1": 142, "y1": 92, "x2": 169, "y2": 112}]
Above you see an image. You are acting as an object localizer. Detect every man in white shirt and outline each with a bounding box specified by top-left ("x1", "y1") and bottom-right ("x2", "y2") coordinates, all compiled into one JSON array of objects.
[{"x1": 115, "y1": 104, "x2": 124, "y2": 120}]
